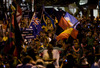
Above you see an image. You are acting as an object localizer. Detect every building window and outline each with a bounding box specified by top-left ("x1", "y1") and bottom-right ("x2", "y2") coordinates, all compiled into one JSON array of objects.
[
  {"x1": 3, "y1": 0, "x2": 12, "y2": 9},
  {"x1": 79, "y1": 0, "x2": 88, "y2": 5}
]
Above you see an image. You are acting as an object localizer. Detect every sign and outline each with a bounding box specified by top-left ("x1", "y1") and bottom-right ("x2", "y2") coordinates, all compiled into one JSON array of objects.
[
  {"x1": 99, "y1": 0, "x2": 100, "y2": 17},
  {"x1": 22, "y1": 28, "x2": 34, "y2": 39}
]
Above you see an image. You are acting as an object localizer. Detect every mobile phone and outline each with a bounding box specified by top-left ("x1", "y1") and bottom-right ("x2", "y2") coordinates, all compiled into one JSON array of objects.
[
  {"x1": 65, "y1": 59, "x2": 67, "y2": 62},
  {"x1": 88, "y1": 26, "x2": 90, "y2": 28},
  {"x1": 99, "y1": 41, "x2": 100, "y2": 44},
  {"x1": 61, "y1": 58, "x2": 63, "y2": 61},
  {"x1": 98, "y1": 25, "x2": 100, "y2": 28},
  {"x1": 3, "y1": 65, "x2": 6, "y2": 68}
]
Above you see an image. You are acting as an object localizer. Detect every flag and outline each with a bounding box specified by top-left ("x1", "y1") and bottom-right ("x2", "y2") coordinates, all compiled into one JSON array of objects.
[
  {"x1": 16, "y1": 5, "x2": 22, "y2": 23},
  {"x1": 58, "y1": 16, "x2": 70, "y2": 30},
  {"x1": 29, "y1": 12, "x2": 42, "y2": 37},
  {"x1": 41, "y1": 16, "x2": 46, "y2": 27},
  {"x1": 58, "y1": 12, "x2": 78, "y2": 30},
  {"x1": 13, "y1": 12, "x2": 23, "y2": 58},
  {"x1": 56, "y1": 28, "x2": 73, "y2": 41},
  {"x1": 71, "y1": 28, "x2": 78, "y2": 39},
  {"x1": 73, "y1": 22, "x2": 80, "y2": 29},
  {"x1": 40, "y1": 5, "x2": 46, "y2": 28},
  {"x1": 3, "y1": 13, "x2": 8, "y2": 30},
  {"x1": 3, "y1": 15, "x2": 15, "y2": 55},
  {"x1": 64, "y1": 12, "x2": 78, "y2": 27},
  {"x1": 56, "y1": 28, "x2": 78, "y2": 41},
  {"x1": 56, "y1": 12, "x2": 78, "y2": 41},
  {"x1": 3, "y1": 14, "x2": 23, "y2": 58},
  {"x1": 54, "y1": 10, "x2": 66, "y2": 35},
  {"x1": 43, "y1": 11, "x2": 55, "y2": 28},
  {"x1": 11, "y1": 5, "x2": 16, "y2": 13}
]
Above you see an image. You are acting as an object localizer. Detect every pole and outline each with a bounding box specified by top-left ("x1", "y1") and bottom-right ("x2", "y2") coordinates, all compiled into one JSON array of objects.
[
  {"x1": 32, "y1": 0, "x2": 34, "y2": 12},
  {"x1": 99, "y1": 0, "x2": 100, "y2": 17}
]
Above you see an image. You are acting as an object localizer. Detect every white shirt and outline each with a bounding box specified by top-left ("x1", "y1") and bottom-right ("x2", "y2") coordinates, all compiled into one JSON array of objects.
[{"x1": 43, "y1": 49, "x2": 60, "y2": 68}]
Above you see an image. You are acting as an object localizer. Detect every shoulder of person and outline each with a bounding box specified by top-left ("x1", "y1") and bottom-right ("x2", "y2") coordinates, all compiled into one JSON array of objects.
[{"x1": 16, "y1": 64, "x2": 23, "y2": 67}]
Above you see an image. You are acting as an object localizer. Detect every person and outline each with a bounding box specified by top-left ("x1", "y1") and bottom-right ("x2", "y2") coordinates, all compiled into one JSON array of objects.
[
  {"x1": 93, "y1": 40, "x2": 99, "y2": 54},
  {"x1": 36, "y1": 56, "x2": 45, "y2": 68},
  {"x1": 0, "y1": 54, "x2": 3, "y2": 68},
  {"x1": 42, "y1": 44, "x2": 59, "y2": 68},
  {"x1": 80, "y1": 57, "x2": 89, "y2": 68},
  {"x1": 71, "y1": 42, "x2": 83, "y2": 65},
  {"x1": 0, "y1": 36, "x2": 3, "y2": 52},
  {"x1": 0, "y1": 24, "x2": 3, "y2": 36},
  {"x1": 61, "y1": 54, "x2": 75, "y2": 68},
  {"x1": 91, "y1": 55, "x2": 100, "y2": 68},
  {"x1": 81, "y1": 37, "x2": 88, "y2": 58},
  {"x1": 2, "y1": 33, "x2": 8, "y2": 42},
  {"x1": 86, "y1": 31, "x2": 95, "y2": 49},
  {"x1": 42, "y1": 14, "x2": 54, "y2": 32},
  {"x1": 16, "y1": 55, "x2": 36, "y2": 68}
]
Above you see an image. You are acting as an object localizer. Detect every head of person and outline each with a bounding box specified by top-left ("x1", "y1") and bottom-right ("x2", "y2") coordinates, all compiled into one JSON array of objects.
[
  {"x1": 82, "y1": 38, "x2": 87, "y2": 45},
  {"x1": 93, "y1": 40, "x2": 99, "y2": 47},
  {"x1": 36, "y1": 59, "x2": 44, "y2": 67},
  {"x1": 47, "y1": 18, "x2": 51, "y2": 24},
  {"x1": 87, "y1": 31, "x2": 92, "y2": 37},
  {"x1": 74, "y1": 43, "x2": 79, "y2": 50},
  {"x1": 22, "y1": 55, "x2": 32, "y2": 65},
  {"x1": 35, "y1": 39, "x2": 40, "y2": 44},
  {"x1": 73, "y1": 39, "x2": 79, "y2": 44}
]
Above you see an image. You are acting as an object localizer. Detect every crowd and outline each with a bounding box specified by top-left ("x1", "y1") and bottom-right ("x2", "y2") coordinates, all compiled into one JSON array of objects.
[{"x1": 0, "y1": 11, "x2": 100, "y2": 68}]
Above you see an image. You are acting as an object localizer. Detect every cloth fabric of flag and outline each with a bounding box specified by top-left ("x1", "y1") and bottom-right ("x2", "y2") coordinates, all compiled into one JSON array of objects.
[
  {"x1": 58, "y1": 16, "x2": 71, "y2": 30},
  {"x1": 3, "y1": 14, "x2": 23, "y2": 58},
  {"x1": 70, "y1": 28, "x2": 78, "y2": 39},
  {"x1": 58, "y1": 12, "x2": 78, "y2": 30},
  {"x1": 13, "y1": 12, "x2": 23, "y2": 58},
  {"x1": 43, "y1": 11, "x2": 55, "y2": 28},
  {"x1": 41, "y1": 16, "x2": 46, "y2": 27},
  {"x1": 54, "y1": 10, "x2": 66, "y2": 35},
  {"x1": 16, "y1": 5, "x2": 22, "y2": 23},
  {"x1": 42, "y1": 5, "x2": 48, "y2": 26},
  {"x1": 56, "y1": 28, "x2": 73, "y2": 41},
  {"x1": 64, "y1": 12, "x2": 78, "y2": 27},
  {"x1": 11, "y1": 5, "x2": 16, "y2": 12},
  {"x1": 56, "y1": 28, "x2": 78, "y2": 41},
  {"x1": 74, "y1": 22, "x2": 80, "y2": 29},
  {"x1": 57, "y1": 12, "x2": 78, "y2": 41},
  {"x1": 3, "y1": 15, "x2": 15, "y2": 54},
  {"x1": 29, "y1": 12, "x2": 42, "y2": 37}
]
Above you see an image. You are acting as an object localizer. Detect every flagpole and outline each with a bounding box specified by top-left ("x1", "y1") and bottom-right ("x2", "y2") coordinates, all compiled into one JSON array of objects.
[
  {"x1": 40, "y1": 5, "x2": 44, "y2": 24},
  {"x1": 72, "y1": 21, "x2": 79, "y2": 28},
  {"x1": 28, "y1": 12, "x2": 35, "y2": 28}
]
